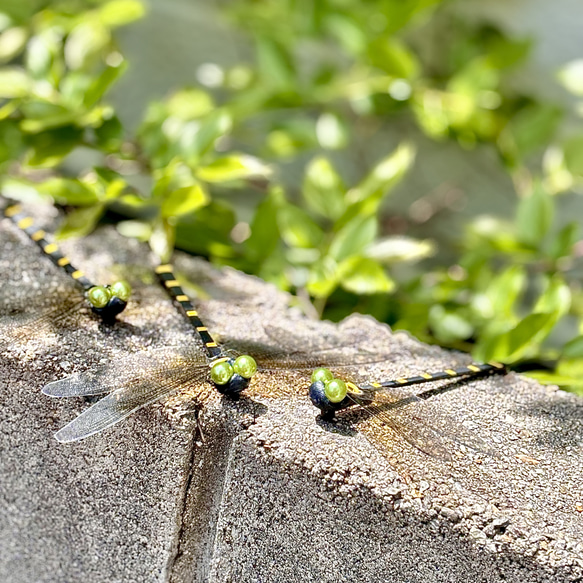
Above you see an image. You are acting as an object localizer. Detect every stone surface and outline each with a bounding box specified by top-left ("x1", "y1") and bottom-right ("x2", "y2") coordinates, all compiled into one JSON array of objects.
[{"x1": 1, "y1": 205, "x2": 583, "y2": 583}]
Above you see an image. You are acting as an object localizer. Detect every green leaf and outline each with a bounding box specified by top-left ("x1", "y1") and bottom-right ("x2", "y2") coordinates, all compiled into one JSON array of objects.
[
  {"x1": 364, "y1": 236, "x2": 435, "y2": 264},
  {"x1": 166, "y1": 89, "x2": 214, "y2": 120},
  {"x1": 315, "y1": 113, "x2": 348, "y2": 150},
  {"x1": 56, "y1": 205, "x2": 104, "y2": 239},
  {"x1": 562, "y1": 336, "x2": 583, "y2": 359},
  {"x1": 256, "y1": 36, "x2": 295, "y2": 90},
  {"x1": 563, "y1": 134, "x2": 583, "y2": 176},
  {"x1": 37, "y1": 178, "x2": 99, "y2": 205},
  {"x1": 25, "y1": 126, "x2": 84, "y2": 167},
  {"x1": 196, "y1": 155, "x2": 271, "y2": 183},
  {"x1": 477, "y1": 312, "x2": 556, "y2": 362},
  {"x1": 366, "y1": 37, "x2": 420, "y2": 79},
  {"x1": 84, "y1": 61, "x2": 128, "y2": 108},
  {"x1": 550, "y1": 222, "x2": 579, "y2": 259},
  {"x1": 0, "y1": 27, "x2": 27, "y2": 63},
  {"x1": 302, "y1": 157, "x2": 345, "y2": 221},
  {"x1": 307, "y1": 257, "x2": 340, "y2": 299},
  {"x1": 277, "y1": 204, "x2": 323, "y2": 249},
  {"x1": 94, "y1": 114, "x2": 123, "y2": 151},
  {"x1": 161, "y1": 183, "x2": 209, "y2": 218},
  {"x1": 533, "y1": 275, "x2": 571, "y2": 318},
  {"x1": 484, "y1": 266, "x2": 526, "y2": 317},
  {"x1": 558, "y1": 59, "x2": 583, "y2": 97},
  {"x1": 64, "y1": 21, "x2": 109, "y2": 71},
  {"x1": 98, "y1": 0, "x2": 146, "y2": 28},
  {"x1": 344, "y1": 143, "x2": 415, "y2": 219},
  {"x1": 187, "y1": 110, "x2": 232, "y2": 162},
  {"x1": 516, "y1": 182, "x2": 554, "y2": 247},
  {"x1": 246, "y1": 195, "x2": 280, "y2": 262},
  {"x1": 339, "y1": 256, "x2": 395, "y2": 295},
  {"x1": 0, "y1": 67, "x2": 30, "y2": 97},
  {"x1": 116, "y1": 220, "x2": 152, "y2": 241},
  {"x1": 429, "y1": 305, "x2": 473, "y2": 343},
  {"x1": 329, "y1": 215, "x2": 377, "y2": 261}
]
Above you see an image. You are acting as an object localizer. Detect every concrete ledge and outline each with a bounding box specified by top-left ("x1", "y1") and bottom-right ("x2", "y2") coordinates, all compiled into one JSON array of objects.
[{"x1": 1, "y1": 207, "x2": 582, "y2": 582}]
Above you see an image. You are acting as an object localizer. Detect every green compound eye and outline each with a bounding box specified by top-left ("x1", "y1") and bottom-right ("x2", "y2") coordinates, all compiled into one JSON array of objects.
[
  {"x1": 210, "y1": 360, "x2": 234, "y2": 385},
  {"x1": 87, "y1": 286, "x2": 111, "y2": 308},
  {"x1": 311, "y1": 368, "x2": 334, "y2": 385},
  {"x1": 233, "y1": 355, "x2": 257, "y2": 379},
  {"x1": 324, "y1": 378, "x2": 347, "y2": 403},
  {"x1": 110, "y1": 280, "x2": 131, "y2": 302}
]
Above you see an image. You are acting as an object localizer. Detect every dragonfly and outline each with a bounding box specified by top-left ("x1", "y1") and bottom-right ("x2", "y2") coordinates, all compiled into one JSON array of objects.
[
  {"x1": 308, "y1": 362, "x2": 506, "y2": 460},
  {"x1": 43, "y1": 263, "x2": 505, "y2": 460},
  {"x1": 1, "y1": 202, "x2": 132, "y2": 343}
]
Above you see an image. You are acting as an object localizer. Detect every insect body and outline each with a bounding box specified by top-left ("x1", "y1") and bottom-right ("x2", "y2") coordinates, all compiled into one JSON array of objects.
[
  {"x1": 3, "y1": 203, "x2": 131, "y2": 322},
  {"x1": 309, "y1": 362, "x2": 506, "y2": 420},
  {"x1": 155, "y1": 264, "x2": 257, "y2": 395}
]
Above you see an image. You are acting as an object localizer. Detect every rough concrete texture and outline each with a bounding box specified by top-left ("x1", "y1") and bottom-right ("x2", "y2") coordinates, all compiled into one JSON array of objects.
[{"x1": 1, "y1": 205, "x2": 582, "y2": 583}]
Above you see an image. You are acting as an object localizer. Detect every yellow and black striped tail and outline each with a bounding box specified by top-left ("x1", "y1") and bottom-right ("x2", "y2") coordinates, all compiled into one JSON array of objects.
[
  {"x1": 155, "y1": 264, "x2": 223, "y2": 359},
  {"x1": 363, "y1": 361, "x2": 506, "y2": 391},
  {"x1": 4, "y1": 203, "x2": 93, "y2": 290}
]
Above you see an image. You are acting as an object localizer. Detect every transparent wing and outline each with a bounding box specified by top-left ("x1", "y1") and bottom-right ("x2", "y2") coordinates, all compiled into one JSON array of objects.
[
  {"x1": 0, "y1": 293, "x2": 87, "y2": 347},
  {"x1": 50, "y1": 351, "x2": 212, "y2": 443},
  {"x1": 43, "y1": 347, "x2": 207, "y2": 397},
  {"x1": 349, "y1": 391, "x2": 454, "y2": 461},
  {"x1": 347, "y1": 386, "x2": 492, "y2": 460}
]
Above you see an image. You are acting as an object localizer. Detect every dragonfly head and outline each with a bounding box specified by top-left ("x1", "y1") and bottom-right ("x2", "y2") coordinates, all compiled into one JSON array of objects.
[
  {"x1": 87, "y1": 281, "x2": 131, "y2": 321},
  {"x1": 210, "y1": 354, "x2": 257, "y2": 396},
  {"x1": 309, "y1": 368, "x2": 350, "y2": 420}
]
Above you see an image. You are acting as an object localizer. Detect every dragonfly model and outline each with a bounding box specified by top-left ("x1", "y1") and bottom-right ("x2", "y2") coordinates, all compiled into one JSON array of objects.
[
  {"x1": 42, "y1": 263, "x2": 504, "y2": 460},
  {"x1": 1, "y1": 202, "x2": 132, "y2": 342}
]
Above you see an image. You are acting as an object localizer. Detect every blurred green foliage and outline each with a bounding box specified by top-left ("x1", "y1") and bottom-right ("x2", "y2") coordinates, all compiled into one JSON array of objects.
[{"x1": 2, "y1": 0, "x2": 583, "y2": 392}]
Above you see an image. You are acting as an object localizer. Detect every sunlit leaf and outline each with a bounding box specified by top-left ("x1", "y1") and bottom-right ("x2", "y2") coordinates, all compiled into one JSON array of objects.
[
  {"x1": 161, "y1": 182, "x2": 209, "y2": 217},
  {"x1": 150, "y1": 218, "x2": 175, "y2": 262},
  {"x1": 0, "y1": 67, "x2": 30, "y2": 97},
  {"x1": 344, "y1": 143, "x2": 415, "y2": 219},
  {"x1": 56, "y1": 204, "x2": 104, "y2": 239},
  {"x1": 303, "y1": 157, "x2": 345, "y2": 220},
  {"x1": 558, "y1": 59, "x2": 583, "y2": 97},
  {"x1": 98, "y1": 0, "x2": 146, "y2": 28},
  {"x1": 37, "y1": 178, "x2": 99, "y2": 205},
  {"x1": 196, "y1": 155, "x2": 271, "y2": 183},
  {"x1": 516, "y1": 182, "x2": 554, "y2": 247},
  {"x1": 329, "y1": 215, "x2": 377, "y2": 261},
  {"x1": 277, "y1": 204, "x2": 323, "y2": 249},
  {"x1": 166, "y1": 88, "x2": 214, "y2": 120},
  {"x1": 364, "y1": 236, "x2": 435, "y2": 264},
  {"x1": 339, "y1": 256, "x2": 395, "y2": 295}
]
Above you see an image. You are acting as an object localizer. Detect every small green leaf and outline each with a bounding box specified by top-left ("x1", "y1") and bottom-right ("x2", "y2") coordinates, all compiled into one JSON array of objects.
[
  {"x1": 366, "y1": 37, "x2": 419, "y2": 79},
  {"x1": 166, "y1": 89, "x2": 214, "y2": 120},
  {"x1": 329, "y1": 215, "x2": 377, "y2": 261},
  {"x1": 37, "y1": 178, "x2": 99, "y2": 205},
  {"x1": 550, "y1": 222, "x2": 579, "y2": 259},
  {"x1": 339, "y1": 257, "x2": 395, "y2": 295},
  {"x1": 84, "y1": 61, "x2": 128, "y2": 108},
  {"x1": 246, "y1": 195, "x2": 280, "y2": 262},
  {"x1": 256, "y1": 36, "x2": 295, "y2": 90},
  {"x1": 161, "y1": 183, "x2": 209, "y2": 218},
  {"x1": 558, "y1": 59, "x2": 583, "y2": 97},
  {"x1": 478, "y1": 313, "x2": 556, "y2": 362},
  {"x1": 307, "y1": 258, "x2": 340, "y2": 299},
  {"x1": 0, "y1": 27, "x2": 27, "y2": 63},
  {"x1": 0, "y1": 67, "x2": 30, "y2": 97},
  {"x1": 116, "y1": 220, "x2": 152, "y2": 241},
  {"x1": 429, "y1": 305, "x2": 473, "y2": 343},
  {"x1": 484, "y1": 266, "x2": 526, "y2": 317},
  {"x1": 188, "y1": 110, "x2": 232, "y2": 161},
  {"x1": 562, "y1": 336, "x2": 583, "y2": 359},
  {"x1": 196, "y1": 155, "x2": 271, "y2": 183},
  {"x1": 516, "y1": 182, "x2": 554, "y2": 247},
  {"x1": 56, "y1": 205, "x2": 104, "y2": 239},
  {"x1": 344, "y1": 143, "x2": 415, "y2": 219},
  {"x1": 64, "y1": 21, "x2": 109, "y2": 71},
  {"x1": 563, "y1": 134, "x2": 583, "y2": 176},
  {"x1": 277, "y1": 204, "x2": 323, "y2": 249},
  {"x1": 364, "y1": 236, "x2": 435, "y2": 264},
  {"x1": 303, "y1": 157, "x2": 345, "y2": 221},
  {"x1": 98, "y1": 0, "x2": 146, "y2": 27},
  {"x1": 533, "y1": 275, "x2": 571, "y2": 318},
  {"x1": 315, "y1": 113, "x2": 348, "y2": 150}
]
